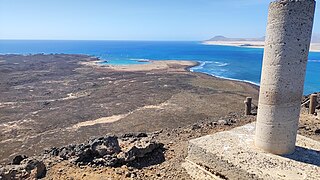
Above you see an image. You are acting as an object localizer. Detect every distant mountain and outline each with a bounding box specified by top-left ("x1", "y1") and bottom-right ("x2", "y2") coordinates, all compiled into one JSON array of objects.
[{"x1": 206, "y1": 36, "x2": 265, "y2": 42}]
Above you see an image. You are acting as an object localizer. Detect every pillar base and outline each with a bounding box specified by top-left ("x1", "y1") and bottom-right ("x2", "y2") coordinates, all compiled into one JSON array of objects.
[{"x1": 184, "y1": 123, "x2": 320, "y2": 180}]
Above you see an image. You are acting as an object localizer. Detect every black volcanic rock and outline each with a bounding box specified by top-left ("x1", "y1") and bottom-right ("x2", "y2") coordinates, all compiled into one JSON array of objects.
[
  {"x1": 12, "y1": 155, "x2": 28, "y2": 165},
  {"x1": 1, "y1": 157, "x2": 46, "y2": 179},
  {"x1": 43, "y1": 133, "x2": 163, "y2": 167}
]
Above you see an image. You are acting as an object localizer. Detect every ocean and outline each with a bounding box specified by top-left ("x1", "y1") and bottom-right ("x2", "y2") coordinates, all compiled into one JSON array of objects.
[{"x1": 0, "y1": 40, "x2": 319, "y2": 94}]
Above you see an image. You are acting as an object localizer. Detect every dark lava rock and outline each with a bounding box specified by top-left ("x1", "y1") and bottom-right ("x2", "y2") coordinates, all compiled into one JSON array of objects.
[
  {"x1": 119, "y1": 137, "x2": 161, "y2": 162},
  {"x1": 59, "y1": 147, "x2": 71, "y2": 160},
  {"x1": 122, "y1": 132, "x2": 148, "y2": 138},
  {"x1": 45, "y1": 147, "x2": 60, "y2": 156},
  {"x1": 1, "y1": 158, "x2": 46, "y2": 179},
  {"x1": 1, "y1": 133, "x2": 163, "y2": 179},
  {"x1": 90, "y1": 136, "x2": 120, "y2": 157},
  {"x1": 23, "y1": 159, "x2": 46, "y2": 178},
  {"x1": 74, "y1": 148, "x2": 94, "y2": 164},
  {"x1": 136, "y1": 133, "x2": 148, "y2": 138},
  {"x1": 12, "y1": 155, "x2": 28, "y2": 165},
  {"x1": 191, "y1": 123, "x2": 201, "y2": 130},
  {"x1": 43, "y1": 134, "x2": 163, "y2": 168},
  {"x1": 0, "y1": 133, "x2": 164, "y2": 179}
]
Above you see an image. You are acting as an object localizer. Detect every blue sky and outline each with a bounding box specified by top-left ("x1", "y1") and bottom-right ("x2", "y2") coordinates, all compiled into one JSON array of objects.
[{"x1": 0, "y1": 0, "x2": 319, "y2": 40}]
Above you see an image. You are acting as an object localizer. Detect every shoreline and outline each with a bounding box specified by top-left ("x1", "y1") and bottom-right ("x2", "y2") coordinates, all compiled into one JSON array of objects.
[
  {"x1": 0, "y1": 53, "x2": 308, "y2": 92},
  {"x1": 190, "y1": 69, "x2": 260, "y2": 89},
  {"x1": 2, "y1": 53, "x2": 259, "y2": 90},
  {"x1": 87, "y1": 58, "x2": 260, "y2": 89},
  {"x1": 202, "y1": 41, "x2": 320, "y2": 52},
  {"x1": 1, "y1": 53, "x2": 258, "y2": 89},
  {"x1": 2, "y1": 52, "x2": 314, "y2": 95},
  {"x1": 96, "y1": 60, "x2": 199, "y2": 72}
]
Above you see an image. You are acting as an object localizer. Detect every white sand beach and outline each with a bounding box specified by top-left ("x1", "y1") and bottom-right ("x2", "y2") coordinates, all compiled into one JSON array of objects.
[
  {"x1": 203, "y1": 41, "x2": 320, "y2": 52},
  {"x1": 101, "y1": 60, "x2": 198, "y2": 72}
]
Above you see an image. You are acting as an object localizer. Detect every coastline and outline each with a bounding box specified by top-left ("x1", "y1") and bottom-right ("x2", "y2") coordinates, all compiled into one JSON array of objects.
[
  {"x1": 190, "y1": 69, "x2": 260, "y2": 89},
  {"x1": 88, "y1": 58, "x2": 260, "y2": 89},
  {"x1": 1, "y1": 53, "x2": 258, "y2": 89},
  {"x1": 96, "y1": 60, "x2": 199, "y2": 72},
  {"x1": 202, "y1": 41, "x2": 320, "y2": 52}
]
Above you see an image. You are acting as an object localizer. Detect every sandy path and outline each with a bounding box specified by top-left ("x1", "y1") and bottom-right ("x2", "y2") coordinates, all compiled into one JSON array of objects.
[{"x1": 71, "y1": 102, "x2": 171, "y2": 129}]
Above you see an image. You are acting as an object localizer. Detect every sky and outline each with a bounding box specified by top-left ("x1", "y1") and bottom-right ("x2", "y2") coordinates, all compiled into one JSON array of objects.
[{"x1": 0, "y1": 0, "x2": 319, "y2": 41}]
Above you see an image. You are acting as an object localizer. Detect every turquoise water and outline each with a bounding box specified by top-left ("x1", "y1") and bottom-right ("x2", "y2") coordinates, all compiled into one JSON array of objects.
[
  {"x1": 0, "y1": 40, "x2": 319, "y2": 94},
  {"x1": 101, "y1": 59, "x2": 149, "y2": 65}
]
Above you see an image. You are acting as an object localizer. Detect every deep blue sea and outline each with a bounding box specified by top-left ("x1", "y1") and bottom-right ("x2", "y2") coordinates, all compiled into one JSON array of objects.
[{"x1": 0, "y1": 40, "x2": 319, "y2": 95}]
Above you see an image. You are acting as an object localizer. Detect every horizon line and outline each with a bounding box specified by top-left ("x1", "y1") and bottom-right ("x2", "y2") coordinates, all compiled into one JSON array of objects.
[{"x1": 0, "y1": 39, "x2": 203, "y2": 42}]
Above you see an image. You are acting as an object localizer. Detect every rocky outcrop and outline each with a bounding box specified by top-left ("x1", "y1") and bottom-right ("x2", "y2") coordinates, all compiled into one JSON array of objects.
[
  {"x1": 44, "y1": 133, "x2": 163, "y2": 167},
  {"x1": 0, "y1": 157, "x2": 46, "y2": 179},
  {"x1": 0, "y1": 133, "x2": 163, "y2": 179},
  {"x1": 11, "y1": 155, "x2": 28, "y2": 165}
]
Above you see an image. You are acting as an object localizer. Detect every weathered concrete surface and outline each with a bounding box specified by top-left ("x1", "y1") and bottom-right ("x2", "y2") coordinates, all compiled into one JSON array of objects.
[
  {"x1": 185, "y1": 123, "x2": 320, "y2": 180},
  {"x1": 256, "y1": 0, "x2": 316, "y2": 154},
  {"x1": 182, "y1": 160, "x2": 223, "y2": 180}
]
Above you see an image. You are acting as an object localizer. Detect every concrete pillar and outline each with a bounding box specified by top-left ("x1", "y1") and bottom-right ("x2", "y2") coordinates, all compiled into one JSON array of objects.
[
  {"x1": 244, "y1": 97, "x2": 252, "y2": 115},
  {"x1": 309, "y1": 94, "x2": 317, "y2": 114},
  {"x1": 255, "y1": 0, "x2": 315, "y2": 155}
]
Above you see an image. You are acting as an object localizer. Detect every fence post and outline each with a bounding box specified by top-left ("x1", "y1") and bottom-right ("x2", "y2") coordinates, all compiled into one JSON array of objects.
[
  {"x1": 244, "y1": 97, "x2": 252, "y2": 115},
  {"x1": 309, "y1": 94, "x2": 317, "y2": 115}
]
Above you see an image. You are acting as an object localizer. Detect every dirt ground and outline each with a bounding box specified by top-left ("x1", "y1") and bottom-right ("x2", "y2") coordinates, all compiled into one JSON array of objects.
[
  {"x1": 0, "y1": 54, "x2": 258, "y2": 164},
  {"x1": 1, "y1": 54, "x2": 318, "y2": 180},
  {"x1": 44, "y1": 109, "x2": 320, "y2": 180}
]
